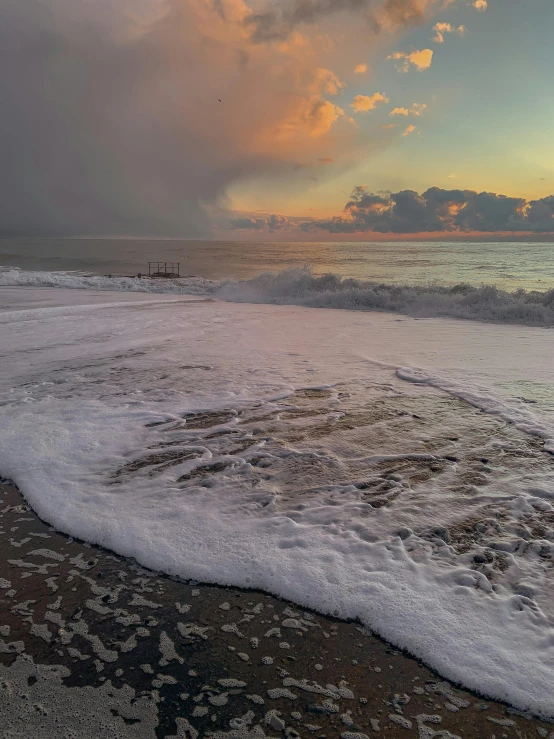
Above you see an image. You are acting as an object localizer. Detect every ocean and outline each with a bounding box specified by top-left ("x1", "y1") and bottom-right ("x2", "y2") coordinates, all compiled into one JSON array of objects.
[
  {"x1": 1, "y1": 237, "x2": 553, "y2": 290},
  {"x1": 1, "y1": 238, "x2": 554, "y2": 328},
  {"x1": 1, "y1": 239, "x2": 554, "y2": 716}
]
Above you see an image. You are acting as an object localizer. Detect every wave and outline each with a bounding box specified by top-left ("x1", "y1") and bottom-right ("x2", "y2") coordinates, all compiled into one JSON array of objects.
[
  {"x1": 2, "y1": 265, "x2": 553, "y2": 327},
  {"x1": 0, "y1": 266, "x2": 214, "y2": 296}
]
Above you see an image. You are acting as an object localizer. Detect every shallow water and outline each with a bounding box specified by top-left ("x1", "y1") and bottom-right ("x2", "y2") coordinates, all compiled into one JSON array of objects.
[{"x1": 1, "y1": 288, "x2": 554, "y2": 715}]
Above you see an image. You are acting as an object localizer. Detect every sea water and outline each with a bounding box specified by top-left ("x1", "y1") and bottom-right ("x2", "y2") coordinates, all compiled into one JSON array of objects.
[
  {"x1": 1, "y1": 237, "x2": 553, "y2": 290},
  {"x1": 0, "y1": 241, "x2": 554, "y2": 715}
]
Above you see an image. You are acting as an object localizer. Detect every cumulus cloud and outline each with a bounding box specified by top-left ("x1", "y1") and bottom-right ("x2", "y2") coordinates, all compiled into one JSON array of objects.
[
  {"x1": 351, "y1": 92, "x2": 390, "y2": 112},
  {"x1": 387, "y1": 48, "x2": 433, "y2": 71},
  {"x1": 432, "y1": 21, "x2": 465, "y2": 43},
  {"x1": 230, "y1": 214, "x2": 294, "y2": 231},
  {"x1": 301, "y1": 186, "x2": 554, "y2": 233},
  {"x1": 402, "y1": 124, "x2": 417, "y2": 136},
  {"x1": 354, "y1": 63, "x2": 368, "y2": 73},
  {"x1": 390, "y1": 103, "x2": 426, "y2": 116},
  {"x1": 473, "y1": 0, "x2": 487, "y2": 10}
]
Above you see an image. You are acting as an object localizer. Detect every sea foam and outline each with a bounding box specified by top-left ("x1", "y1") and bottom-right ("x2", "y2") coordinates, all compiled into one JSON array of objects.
[
  {"x1": 1, "y1": 265, "x2": 553, "y2": 326},
  {"x1": 1, "y1": 289, "x2": 554, "y2": 716}
]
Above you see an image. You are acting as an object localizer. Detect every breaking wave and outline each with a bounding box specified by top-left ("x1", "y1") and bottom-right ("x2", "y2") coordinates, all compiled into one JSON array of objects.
[{"x1": 2, "y1": 265, "x2": 554, "y2": 327}]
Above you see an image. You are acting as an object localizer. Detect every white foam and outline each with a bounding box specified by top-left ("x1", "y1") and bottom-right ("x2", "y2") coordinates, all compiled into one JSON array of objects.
[
  {"x1": 1, "y1": 287, "x2": 554, "y2": 716},
  {"x1": 2, "y1": 265, "x2": 554, "y2": 326},
  {"x1": 0, "y1": 265, "x2": 215, "y2": 296},
  {"x1": 0, "y1": 654, "x2": 159, "y2": 736}
]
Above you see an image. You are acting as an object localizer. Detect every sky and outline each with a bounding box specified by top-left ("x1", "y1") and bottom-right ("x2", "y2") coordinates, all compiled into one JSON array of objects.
[{"x1": 1, "y1": 0, "x2": 553, "y2": 240}]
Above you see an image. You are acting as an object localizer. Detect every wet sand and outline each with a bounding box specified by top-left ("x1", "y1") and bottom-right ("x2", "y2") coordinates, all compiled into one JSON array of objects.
[{"x1": 1, "y1": 481, "x2": 553, "y2": 738}]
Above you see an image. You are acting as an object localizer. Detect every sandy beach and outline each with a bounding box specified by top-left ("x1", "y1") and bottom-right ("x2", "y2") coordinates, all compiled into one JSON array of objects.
[{"x1": 2, "y1": 479, "x2": 552, "y2": 738}]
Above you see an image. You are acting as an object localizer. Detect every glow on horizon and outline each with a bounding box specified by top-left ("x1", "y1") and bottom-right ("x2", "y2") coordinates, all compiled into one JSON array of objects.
[{"x1": 220, "y1": 0, "x2": 554, "y2": 239}]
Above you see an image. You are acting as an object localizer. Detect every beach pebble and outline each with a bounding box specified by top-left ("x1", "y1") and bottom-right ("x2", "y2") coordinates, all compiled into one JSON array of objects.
[
  {"x1": 265, "y1": 711, "x2": 286, "y2": 732},
  {"x1": 282, "y1": 618, "x2": 302, "y2": 629}
]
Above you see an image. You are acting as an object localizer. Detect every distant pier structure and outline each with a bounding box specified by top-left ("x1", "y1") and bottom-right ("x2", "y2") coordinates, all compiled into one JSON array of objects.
[{"x1": 147, "y1": 261, "x2": 180, "y2": 278}]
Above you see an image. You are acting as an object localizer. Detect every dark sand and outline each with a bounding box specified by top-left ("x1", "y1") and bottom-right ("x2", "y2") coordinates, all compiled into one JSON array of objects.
[{"x1": 1, "y1": 481, "x2": 552, "y2": 738}]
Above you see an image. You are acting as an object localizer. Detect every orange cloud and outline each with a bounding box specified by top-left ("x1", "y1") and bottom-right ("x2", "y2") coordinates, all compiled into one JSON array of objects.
[
  {"x1": 391, "y1": 103, "x2": 427, "y2": 116},
  {"x1": 350, "y1": 92, "x2": 389, "y2": 112},
  {"x1": 402, "y1": 124, "x2": 417, "y2": 136},
  {"x1": 354, "y1": 63, "x2": 368, "y2": 74},
  {"x1": 473, "y1": 0, "x2": 487, "y2": 10},
  {"x1": 372, "y1": 0, "x2": 446, "y2": 33},
  {"x1": 410, "y1": 103, "x2": 427, "y2": 115},
  {"x1": 432, "y1": 22, "x2": 466, "y2": 43},
  {"x1": 387, "y1": 48, "x2": 433, "y2": 72}
]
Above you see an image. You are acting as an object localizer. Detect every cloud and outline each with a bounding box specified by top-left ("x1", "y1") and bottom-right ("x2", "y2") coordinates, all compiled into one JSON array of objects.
[
  {"x1": 0, "y1": 0, "x2": 365, "y2": 237},
  {"x1": 402, "y1": 124, "x2": 417, "y2": 136},
  {"x1": 473, "y1": 0, "x2": 487, "y2": 10},
  {"x1": 387, "y1": 48, "x2": 433, "y2": 71},
  {"x1": 351, "y1": 92, "x2": 390, "y2": 112},
  {"x1": 301, "y1": 187, "x2": 554, "y2": 233},
  {"x1": 390, "y1": 103, "x2": 426, "y2": 116},
  {"x1": 306, "y1": 99, "x2": 348, "y2": 136},
  {"x1": 410, "y1": 103, "x2": 427, "y2": 115},
  {"x1": 245, "y1": 0, "x2": 442, "y2": 43},
  {"x1": 432, "y1": 21, "x2": 465, "y2": 43},
  {"x1": 0, "y1": 0, "x2": 467, "y2": 238},
  {"x1": 230, "y1": 214, "x2": 294, "y2": 231},
  {"x1": 245, "y1": 0, "x2": 374, "y2": 42},
  {"x1": 354, "y1": 63, "x2": 368, "y2": 73}
]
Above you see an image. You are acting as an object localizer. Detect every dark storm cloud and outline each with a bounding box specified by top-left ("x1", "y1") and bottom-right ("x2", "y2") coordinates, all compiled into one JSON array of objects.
[
  {"x1": 299, "y1": 186, "x2": 554, "y2": 233},
  {"x1": 230, "y1": 214, "x2": 294, "y2": 231},
  {"x1": 0, "y1": 0, "x2": 362, "y2": 238},
  {"x1": 0, "y1": 0, "x2": 213, "y2": 237}
]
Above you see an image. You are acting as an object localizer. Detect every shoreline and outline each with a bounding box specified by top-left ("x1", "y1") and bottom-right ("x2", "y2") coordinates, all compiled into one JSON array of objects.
[{"x1": 1, "y1": 479, "x2": 552, "y2": 738}]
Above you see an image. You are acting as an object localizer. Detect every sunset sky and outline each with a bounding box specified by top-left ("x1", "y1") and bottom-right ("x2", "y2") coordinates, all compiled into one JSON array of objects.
[{"x1": 2, "y1": 0, "x2": 553, "y2": 239}]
